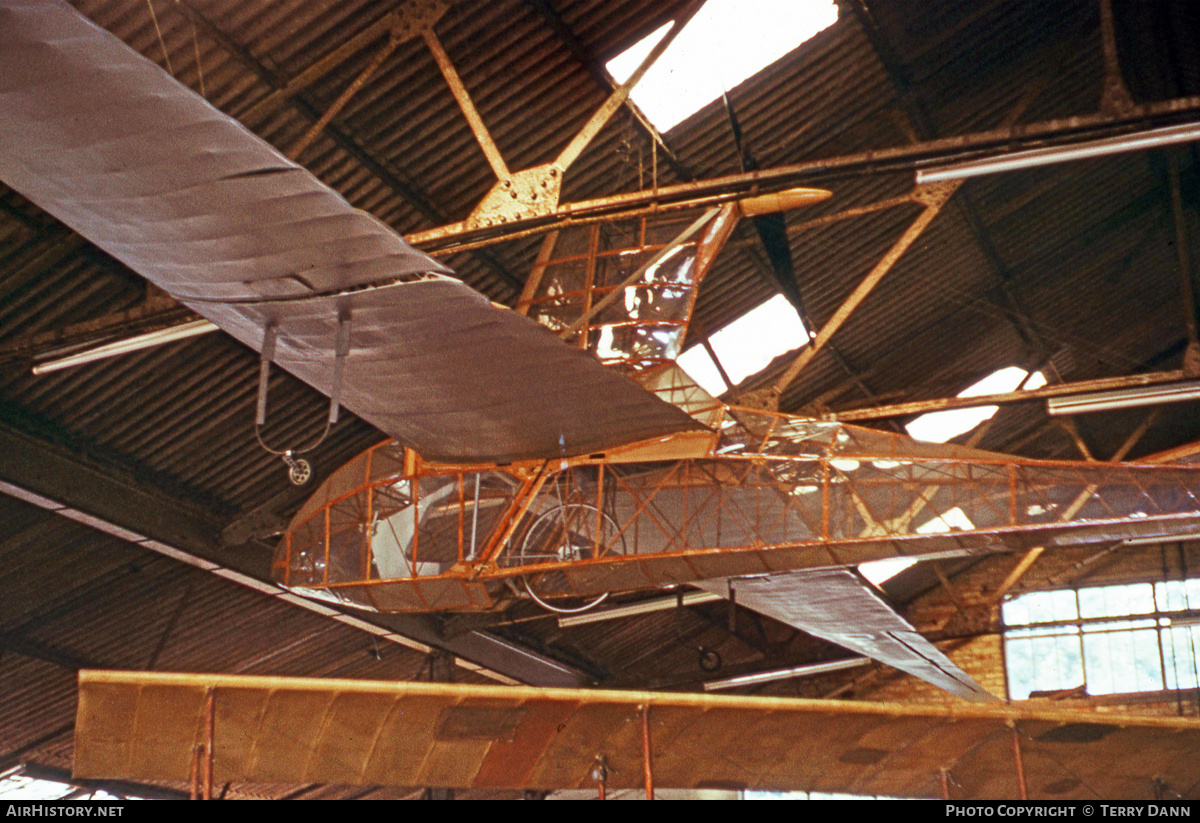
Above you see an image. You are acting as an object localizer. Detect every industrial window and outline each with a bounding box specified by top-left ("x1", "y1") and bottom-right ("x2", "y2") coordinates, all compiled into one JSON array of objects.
[{"x1": 1003, "y1": 580, "x2": 1200, "y2": 700}]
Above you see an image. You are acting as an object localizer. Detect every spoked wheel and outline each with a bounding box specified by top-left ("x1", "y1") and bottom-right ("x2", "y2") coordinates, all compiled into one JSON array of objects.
[{"x1": 517, "y1": 502, "x2": 624, "y2": 614}]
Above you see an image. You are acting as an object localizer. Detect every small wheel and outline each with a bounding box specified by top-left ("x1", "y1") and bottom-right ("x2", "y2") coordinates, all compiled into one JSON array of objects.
[
  {"x1": 288, "y1": 458, "x2": 312, "y2": 485},
  {"x1": 698, "y1": 647, "x2": 722, "y2": 673},
  {"x1": 517, "y1": 503, "x2": 622, "y2": 614}
]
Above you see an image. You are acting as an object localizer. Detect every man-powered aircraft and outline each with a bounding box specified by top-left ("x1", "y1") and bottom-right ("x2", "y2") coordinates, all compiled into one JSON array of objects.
[{"x1": 4, "y1": 0, "x2": 1200, "y2": 715}]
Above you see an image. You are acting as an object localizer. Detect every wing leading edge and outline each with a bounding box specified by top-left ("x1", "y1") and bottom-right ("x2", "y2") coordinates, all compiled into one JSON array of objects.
[
  {"x1": 0, "y1": 0, "x2": 699, "y2": 463},
  {"x1": 698, "y1": 569, "x2": 998, "y2": 702}
]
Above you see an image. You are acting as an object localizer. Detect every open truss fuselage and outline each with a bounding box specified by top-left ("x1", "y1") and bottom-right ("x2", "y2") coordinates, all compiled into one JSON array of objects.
[{"x1": 273, "y1": 404, "x2": 1200, "y2": 612}]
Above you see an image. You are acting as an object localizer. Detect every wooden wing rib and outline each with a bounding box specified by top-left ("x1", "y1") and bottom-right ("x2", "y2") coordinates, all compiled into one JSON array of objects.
[
  {"x1": 698, "y1": 569, "x2": 998, "y2": 702},
  {"x1": 0, "y1": 0, "x2": 699, "y2": 463}
]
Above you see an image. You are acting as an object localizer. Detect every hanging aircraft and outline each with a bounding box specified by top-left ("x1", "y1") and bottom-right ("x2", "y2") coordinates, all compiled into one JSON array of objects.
[{"x1": 5, "y1": 0, "x2": 1200, "y2": 715}]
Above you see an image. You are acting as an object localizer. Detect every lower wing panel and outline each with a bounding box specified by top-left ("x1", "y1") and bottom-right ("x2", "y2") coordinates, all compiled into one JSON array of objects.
[{"x1": 698, "y1": 569, "x2": 997, "y2": 702}]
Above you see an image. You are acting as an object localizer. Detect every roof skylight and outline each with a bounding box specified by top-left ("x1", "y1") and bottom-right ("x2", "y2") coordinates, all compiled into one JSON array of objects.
[
  {"x1": 678, "y1": 344, "x2": 728, "y2": 396},
  {"x1": 905, "y1": 366, "x2": 1047, "y2": 444},
  {"x1": 605, "y1": 0, "x2": 839, "y2": 131},
  {"x1": 859, "y1": 557, "x2": 918, "y2": 587},
  {"x1": 679, "y1": 294, "x2": 808, "y2": 395}
]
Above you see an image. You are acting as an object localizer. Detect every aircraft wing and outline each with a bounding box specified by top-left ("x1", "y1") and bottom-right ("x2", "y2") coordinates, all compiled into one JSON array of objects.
[
  {"x1": 697, "y1": 569, "x2": 998, "y2": 702},
  {"x1": 74, "y1": 670, "x2": 1200, "y2": 797},
  {"x1": 0, "y1": 0, "x2": 699, "y2": 464}
]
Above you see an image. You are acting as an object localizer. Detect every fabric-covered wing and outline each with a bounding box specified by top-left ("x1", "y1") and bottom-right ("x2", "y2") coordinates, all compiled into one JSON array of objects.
[
  {"x1": 0, "y1": 0, "x2": 699, "y2": 463},
  {"x1": 75, "y1": 671, "x2": 1200, "y2": 797},
  {"x1": 697, "y1": 569, "x2": 997, "y2": 702}
]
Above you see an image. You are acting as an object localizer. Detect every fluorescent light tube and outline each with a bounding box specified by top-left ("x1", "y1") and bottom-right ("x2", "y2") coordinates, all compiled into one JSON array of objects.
[
  {"x1": 703, "y1": 657, "x2": 870, "y2": 691},
  {"x1": 917, "y1": 121, "x2": 1200, "y2": 183},
  {"x1": 558, "y1": 590, "x2": 723, "y2": 627},
  {"x1": 1047, "y1": 380, "x2": 1200, "y2": 415},
  {"x1": 32, "y1": 318, "x2": 218, "y2": 374}
]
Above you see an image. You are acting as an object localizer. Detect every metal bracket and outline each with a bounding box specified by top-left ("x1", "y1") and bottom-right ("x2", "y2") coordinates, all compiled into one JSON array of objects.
[
  {"x1": 465, "y1": 163, "x2": 563, "y2": 230},
  {"x1": 391, "y1": 0, "x2": 450, "y2": 41},
  {"x1": 736, "y1": 386, "x2": 783, "y2": 413},
  {"x1": 912, "y1": 179, "x2": 961, "y2": 209}
]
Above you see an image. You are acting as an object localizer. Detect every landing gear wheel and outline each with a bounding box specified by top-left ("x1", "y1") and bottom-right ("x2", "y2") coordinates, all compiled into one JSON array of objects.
[
  {"x1": 698, "y1": 647, "x2": 722, "y2": 673},
  {"x1": 283, "y1": 451, "x2": 312, "y2": 485},
  {"x1": 517, "y1": 503, "x2": 623, "y2": 614}
]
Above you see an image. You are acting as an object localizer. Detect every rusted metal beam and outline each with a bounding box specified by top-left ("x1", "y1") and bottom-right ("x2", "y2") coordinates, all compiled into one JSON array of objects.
[
  {"x1": 742, "y1": 182, "x2": 961, "y2": 408},
  {"x1": 422, "y1": 28, "x2": 510, "y2": 181},
  {"x1": 1112, "y1": 408, "x2": 1161, "y2": 462},
  {"x1": 288, "y1": 33, "x2": 401, "y2": 160},
  {"x1": 554, "y1": 1, "x2": 704, "y2": 173},
  {"x1": 1057, "y1": 417, "x2": 1096, "y2": 461},
  {"x1": 518, "y1": 0, "x2": 691, "y2": 182},
  {"x1": 1098, "y1": 0, "x2": 1136, "y2": 116},
  {"x1": 237, "y1": 7, "x2": 444, "y2": 123},
  {"x1": 846, "y1": 0, "x2": 1066, "y2": 360},
  {"x1": 1145, "y1": 436, "x2": 1200, "y2": 464},
  {"x1": 410, "y1": 97, "x2": 1200, "y2": 254},
  {"x1": 789, "y1": 194, "x2": 916, "y2": 234},
  {"x1": 515, "y1": 231, "x2": 559, "y2": 316},
  {"x1": 992, "y1": 547, "x2": 1045, "y2": 608}
]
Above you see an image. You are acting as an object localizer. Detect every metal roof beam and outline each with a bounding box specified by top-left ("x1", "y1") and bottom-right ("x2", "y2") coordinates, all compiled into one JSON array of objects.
[{"x1": 519, "y1": 0, "x2": 692, "y2": 182}]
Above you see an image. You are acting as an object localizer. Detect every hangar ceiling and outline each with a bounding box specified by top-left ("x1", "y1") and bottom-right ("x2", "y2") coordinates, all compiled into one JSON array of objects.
[{"x1": 3, "y1": 0, "x2": 1200, "y2": 799}]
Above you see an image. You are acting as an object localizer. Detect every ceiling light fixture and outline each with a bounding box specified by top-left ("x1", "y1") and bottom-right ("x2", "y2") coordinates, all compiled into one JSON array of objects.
[
  {"x1": 702, "y1": 657, "x2": 870, "y2": 691},
  {"x1": 557, "y1": 590, "x2": 722, "y2": 628},
  {"x1": 916, "y1": 121, "x2": 1200, "y2": 183},
  {"x1": 1046, "y1": 380, "x2": 1200, "y2": 416},
  {"x1": 32, "y1": 319, "x2": 218, "y2": 374}
]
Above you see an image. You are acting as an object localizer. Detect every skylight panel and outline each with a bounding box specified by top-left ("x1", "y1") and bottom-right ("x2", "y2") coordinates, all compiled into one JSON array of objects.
[
  {"x1": 905, "y1": 367, "x2": 1046, "y2": 444},
  {"x1": 859, "y1": 557, "x2": 917, "y2": 587},
  {"x1": 679, "y1": 295, "x2": 808, "y2": 394},
  {"x1": 678, "y1": 344, "x2": 728, "y2": 396},
  {"x1": 860, "y1": 509, "x2": 975, "y2": 585},
  {"x1": 915, "y1": 506, "x2": 975, "y2": 534},
  {"x1": 0, "y1": 773, "x2": 130, "y2": 801},
  {"x1": 708, "y1": 294, "x2": 808, "y2": 385},
  {"x1": 605, "y1": 0, "x2": 839, "y2": 131}
]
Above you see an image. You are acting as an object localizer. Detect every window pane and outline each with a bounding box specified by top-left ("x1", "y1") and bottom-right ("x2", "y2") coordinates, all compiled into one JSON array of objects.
[
  {"x1": 1005, "y1": 630, "x2": 1083, "y2": 699},
  {"x1": 1162, "y1": 624, "x2": 1200, "y2": 689},
  {"x1": 1002, "y1": 590, "x2": 1078, "y2": 627},
  {"x1": 1078, "y1": 582, "x2": 1155, "y2": 619},
  {"x1": 1156, "y1": 580, "x2": 1200, "y2": 612},
  {"x1": 1082, "y1": 626, "x2": 1163, "y2": 694}
]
